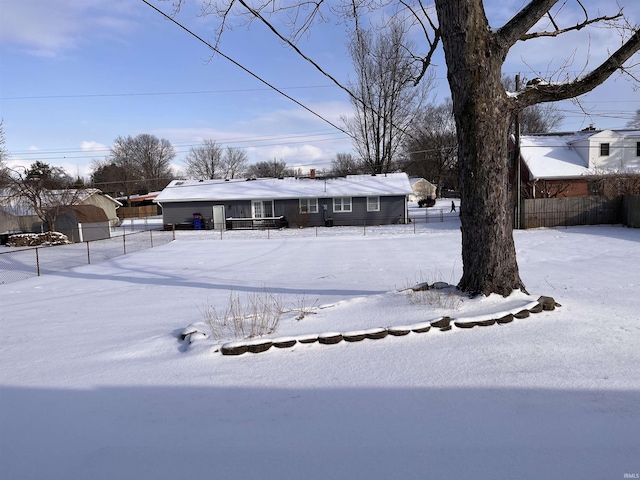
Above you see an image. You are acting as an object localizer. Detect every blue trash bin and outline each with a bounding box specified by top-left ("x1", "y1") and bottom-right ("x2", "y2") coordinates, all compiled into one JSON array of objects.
[{"x1": 193, "y1": 213, "x2": 202, "y2": 230}]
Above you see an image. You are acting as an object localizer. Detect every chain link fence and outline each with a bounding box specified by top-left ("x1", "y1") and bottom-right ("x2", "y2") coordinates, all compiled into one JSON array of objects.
[
  {"x1": 1, "y1": 208, "x2": 460, "y2": 285},
  {"x1": 0, "y1": 229, "x2": 174, "y2": 285}
]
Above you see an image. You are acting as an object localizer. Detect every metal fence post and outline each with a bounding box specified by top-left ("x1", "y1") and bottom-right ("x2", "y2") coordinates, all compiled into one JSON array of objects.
[
  {"x1": 150, "y1": 229, "x2": 154, "y2": 248},
  {"x1": 86, "y1": 241, "x2": 91, "y2": 265},
  {"x1": 35, "y1": 247, "x2": 40, "y2": 276},
  {"x1": 123, "y1": 232, "x2": 127, "y2": 255}
]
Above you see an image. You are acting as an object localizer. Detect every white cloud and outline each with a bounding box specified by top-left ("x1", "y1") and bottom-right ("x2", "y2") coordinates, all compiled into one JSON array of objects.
[
  {"x1": 0, "y1": 0, "x2": 137, "y2": 57},
  {"x1": 80, "y1": 141, "x2": 108, "y2": 153}
]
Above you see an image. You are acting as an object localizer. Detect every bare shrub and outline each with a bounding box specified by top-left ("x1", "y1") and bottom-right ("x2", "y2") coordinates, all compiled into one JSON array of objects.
[
  {"x1": 286, "y1": 295, "x2": 318, "y2": 321},
  {"x1": 202, "y1": 290, "x2": 283, "y2": 340}
]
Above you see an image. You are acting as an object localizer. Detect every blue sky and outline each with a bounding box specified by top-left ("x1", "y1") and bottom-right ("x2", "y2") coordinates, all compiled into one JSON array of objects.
[{"x1": 1, "y1": 0, "x2": 639, "y2": 179}]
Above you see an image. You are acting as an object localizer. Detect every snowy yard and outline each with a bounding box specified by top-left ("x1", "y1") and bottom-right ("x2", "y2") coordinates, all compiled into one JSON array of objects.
[{"x1": 1, "y1": 201, "x2": 639, "y2": 479}]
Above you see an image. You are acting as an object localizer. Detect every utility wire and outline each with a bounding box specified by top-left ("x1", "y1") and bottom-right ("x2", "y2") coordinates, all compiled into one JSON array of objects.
[
  {"x1": 0, "y1": 86, "x2": 337, "y2": 101},
  {"x1": 140, "y1": 0, "x2": 354, "y2": 140}
]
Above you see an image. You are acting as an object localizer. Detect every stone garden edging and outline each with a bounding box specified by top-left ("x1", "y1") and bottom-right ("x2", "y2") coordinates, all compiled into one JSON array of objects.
[{"x1": 180, "y1": 295, "x2": 561, "y2": 356}]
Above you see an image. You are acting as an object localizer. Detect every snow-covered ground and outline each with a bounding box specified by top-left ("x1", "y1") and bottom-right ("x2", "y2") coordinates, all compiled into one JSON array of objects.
[{"x1": 1, "y1": 201, "x2": 639, "y2": 479}]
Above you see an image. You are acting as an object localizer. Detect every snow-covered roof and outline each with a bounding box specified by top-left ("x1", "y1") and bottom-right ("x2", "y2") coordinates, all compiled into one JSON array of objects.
[
  {"x1": 520, "y1": 129, "x2": 640, "y2": 180},
  {"x1": 154, "y1": 173, "x2": 413, "y2": 203},
  {"x1": 520, "y1": 134, "x2": 590, "y2": 180}
]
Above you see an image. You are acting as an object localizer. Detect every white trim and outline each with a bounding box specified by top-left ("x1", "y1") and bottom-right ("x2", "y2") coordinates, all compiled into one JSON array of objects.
[
  {"x1": 299, "y1": 198, "x2": 318, "y2": 214},
  {"x1": 252, "y1": 199, "x2": 274, "y2": 218},
  {"x1": 333, "y1": 197, "x2": 352, "y2": 213},
  {"x1": 366, "y1": 196, "x2": 380, "y2": 212}
]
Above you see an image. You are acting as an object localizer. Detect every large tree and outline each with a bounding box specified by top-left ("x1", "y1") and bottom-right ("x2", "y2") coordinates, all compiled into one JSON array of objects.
[
  {"x1": 95, "y1": 134, "x2": 176, "y2": 200},
  {"x1": 434, "y1": 1, "x2": 639, "y2": 296},
  {"x1": 132, "y1": 134, "x2": 176, "y2": 192},
  {"x1": 90, "y1": 160, "x2": 132, "y2": 197},
  {"x1": 167, "y1": 0, "x2": 640, "y2": 297},
  {"x1": 344, "y1": 19, "x2": 433, "y2": 174},
  {"x1": 184, "y1": 139, "x2": 224, "y2": 179},
  {"x1": 222, "y1": 146, "x2": 249, "y2": 179},
  {"x1": 330, "y1": 152, "x2": 368, "y2": 176},
  {"x1": 246, "y1": 159, "x2": 293, "y2": 178},
  {"x1": 184, "y1": 140, "x2": 249, "y2": 179}
]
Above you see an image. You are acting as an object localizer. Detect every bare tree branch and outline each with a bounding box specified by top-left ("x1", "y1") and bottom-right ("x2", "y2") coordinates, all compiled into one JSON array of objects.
[
  {"x1": 515, "y1": 28, "x2": 640, "y2": 107},
  {"x1": 520, "y1": 11, "x2": 623, "y2": 40},
  {"x1": 497, "y1": 0, "x2": 559, "y2": 49}
]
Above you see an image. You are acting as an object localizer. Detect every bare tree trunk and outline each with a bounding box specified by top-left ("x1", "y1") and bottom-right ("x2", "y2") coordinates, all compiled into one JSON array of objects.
[{"x1": 437, "y1": 0, "x2": 525, "y2": 296}]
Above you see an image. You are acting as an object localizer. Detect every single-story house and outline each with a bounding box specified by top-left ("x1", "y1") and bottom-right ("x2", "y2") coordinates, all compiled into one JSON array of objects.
[
  {"x1": 154, "y1": 173, "x2": 413, "y2": 230},
  {"x1": 409, "y1": 178, "x2": 438, "y2": 202},
  {"x1": 48, "y1": 205, "x2": 111, "y2": 243},
  {"x1": 516, "y1": 128, "x2": 640, "y2": 198}
]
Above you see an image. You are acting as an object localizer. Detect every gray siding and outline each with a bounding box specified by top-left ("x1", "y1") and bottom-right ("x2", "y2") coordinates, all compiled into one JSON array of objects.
[
  {"x1": 161, "y1": 200, "x2": 252, "y2": 227},
  {"x1": 160, "y1": 195, "x2": 407, "y2": 228},
  {"x1": 325, "y1": 196, "x2": 407, "y2": 226}
]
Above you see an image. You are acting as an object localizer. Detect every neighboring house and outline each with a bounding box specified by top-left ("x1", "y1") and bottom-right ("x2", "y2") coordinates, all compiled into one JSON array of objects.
[
  {"x1": 154, "y1": 173, "x2": 413, "y2": 230},
  {"x1": 0, "y1": 188, "x2": 121, "y2": 233},
  {"x1": 409, "y1": 178, "x2": 438, "y2": 202},
  {"x1": 516, "y1": 128, "x2": 640, "y2": 198},
  {"x1": 48, "y1": 205, "x2": 111, "y2": 243}
]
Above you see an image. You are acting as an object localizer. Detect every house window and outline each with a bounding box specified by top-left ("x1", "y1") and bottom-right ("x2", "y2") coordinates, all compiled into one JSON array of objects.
[
  {"x1": 600, "y1": 143, "x2": 610, "y2": 156},
  {"x1": 299, "y1": 198, "x2": 318, "y2": 214},
  {"x1": 252, "y1": 200, "x2": 274, "y2": 218},
  {"x1": 333, "y1": 197, "x2": 352, "y2": 213},
  {"x1": 367, "y1": 196, "x2": 380, "y2": 212}
]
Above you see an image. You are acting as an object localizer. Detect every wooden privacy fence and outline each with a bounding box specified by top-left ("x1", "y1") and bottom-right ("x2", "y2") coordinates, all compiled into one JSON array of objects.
[
  {"x1": 117, "y1": 205, "x2": 159, "y2": 219},
  {"x1": 623, "y1": 196, "x2": 640, "y2": 228},
  {"x1": 520, "y1": 196, "x2": 623, "y2": 229}
]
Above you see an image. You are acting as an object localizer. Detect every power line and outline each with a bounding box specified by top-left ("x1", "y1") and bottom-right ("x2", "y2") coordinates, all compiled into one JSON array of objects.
[
  {"x1": 7, "y1": 130, "x2": 349, "y2": 159},
  {"x1": 0, "y1": 85, "x2": 338, "y2": 101}
]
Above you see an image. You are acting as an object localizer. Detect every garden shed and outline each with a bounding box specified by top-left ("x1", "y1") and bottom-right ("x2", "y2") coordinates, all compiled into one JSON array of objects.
[{"x1": 49, "y1": 205, "x2": 112, "y2": 243}]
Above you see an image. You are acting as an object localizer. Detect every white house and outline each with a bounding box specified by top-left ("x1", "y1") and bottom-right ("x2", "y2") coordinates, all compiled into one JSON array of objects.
[{"x1": 517, "y1": 128, "x2": 640, "y2": 197}]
